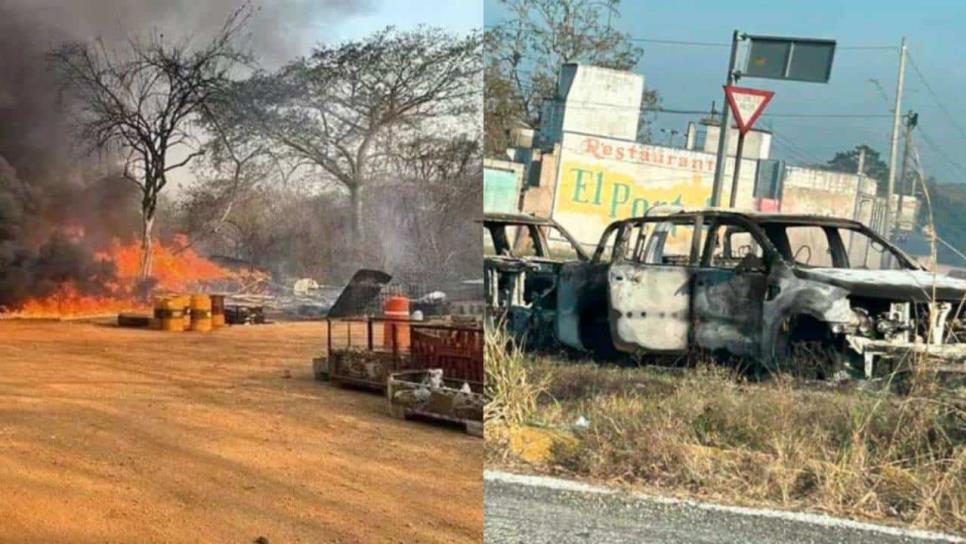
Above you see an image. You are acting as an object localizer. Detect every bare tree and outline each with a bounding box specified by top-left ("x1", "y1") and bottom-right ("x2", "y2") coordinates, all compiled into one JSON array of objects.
[
  {"x1": 365, "y1": 133, "x2": 482, "y2": 280},
  {"x1": 246, "y1": 26, "x2": 482, "y2": 242},
  {"x1": 48, "y1": 8, "x2": 250, "y2": 281},
  {"x1": 184, "y1": 78, "x2": 301, "y2": 253},
  {"x1": 485, "y1": 0, "x2": 657, "y2": 154},
  {"x1": 391, "y1": 134, "x2": 481, "y2": 182}
]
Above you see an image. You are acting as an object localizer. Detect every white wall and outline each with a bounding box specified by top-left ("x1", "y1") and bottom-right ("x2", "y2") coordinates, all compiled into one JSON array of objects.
[{"x1": 540, "y1": 64, "x2": 645, "y2": 145}]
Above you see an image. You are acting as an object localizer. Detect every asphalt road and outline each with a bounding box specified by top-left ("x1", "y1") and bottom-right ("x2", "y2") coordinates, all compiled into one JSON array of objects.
[{"x1": 484, "y1": 471, "x2": 964, "y2": 544}]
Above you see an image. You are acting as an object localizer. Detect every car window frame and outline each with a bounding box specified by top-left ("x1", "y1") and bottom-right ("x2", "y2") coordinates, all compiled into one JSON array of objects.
[
  {"x1": 699, "y1": 217, "x2": 771, "y2": 269},
  {"x1": 601, "y1": 215, "x2": 704, "y2": 267}
]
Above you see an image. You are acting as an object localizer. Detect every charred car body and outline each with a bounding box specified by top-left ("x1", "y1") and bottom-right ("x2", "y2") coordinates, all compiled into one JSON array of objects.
[
  {"x1": 557, "y1": 209, "x2": 966, "y2": 377},
  {"x1": 483, "y1": 213, "x2": 587, "y2": 348}
]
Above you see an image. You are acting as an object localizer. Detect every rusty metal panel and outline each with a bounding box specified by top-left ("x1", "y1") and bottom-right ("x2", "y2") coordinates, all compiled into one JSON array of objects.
[
  {"x1": 608, "y1": 263, "x2": 691, "y2": 352},
  {"x1": 410, "y1": 324, "x2": 483, "y2": 383}
]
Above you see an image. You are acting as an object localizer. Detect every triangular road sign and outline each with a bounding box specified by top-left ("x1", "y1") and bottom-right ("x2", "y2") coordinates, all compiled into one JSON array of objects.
[{"x1": 724, "y1": 85, "x2": 774, "y2": 135}]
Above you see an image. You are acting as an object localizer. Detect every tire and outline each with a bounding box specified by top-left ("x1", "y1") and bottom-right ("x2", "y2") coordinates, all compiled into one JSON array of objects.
[{"x1": 773, "y1": 316, "x2": 860, "y2": 381}]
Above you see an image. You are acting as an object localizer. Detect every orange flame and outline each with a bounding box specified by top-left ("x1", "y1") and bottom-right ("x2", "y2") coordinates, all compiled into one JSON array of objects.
[
  {"x1": 8, "y1": 234, "x2": 244, "y2": 318},
  {"x1": 101, "y1": 234, "x2": 229, "y2": 291}
]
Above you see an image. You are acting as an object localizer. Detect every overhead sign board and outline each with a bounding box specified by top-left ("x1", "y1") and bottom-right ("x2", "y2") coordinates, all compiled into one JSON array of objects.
[
  {"x1": 724, "y1": 85, "x2": 774, "y2": 134},
  {"x1": 743, "y1": 35, "x2": 836, "y2": 83}
]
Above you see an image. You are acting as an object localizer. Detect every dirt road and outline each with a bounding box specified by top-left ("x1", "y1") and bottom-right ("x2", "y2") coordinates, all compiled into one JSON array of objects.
[{"x1": 0, "y1": 320, "x2": 482, "y2": 543}]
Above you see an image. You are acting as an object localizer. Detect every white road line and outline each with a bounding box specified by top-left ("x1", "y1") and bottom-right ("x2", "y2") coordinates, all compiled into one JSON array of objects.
[{"x1": 484, "y1": 470, "x2": 965, "y2": 543}]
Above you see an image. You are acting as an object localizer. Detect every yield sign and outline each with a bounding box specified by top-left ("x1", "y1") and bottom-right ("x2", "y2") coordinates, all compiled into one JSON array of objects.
[{"x1": 724, "y1": 85, "x2": 774, "y2": 135}]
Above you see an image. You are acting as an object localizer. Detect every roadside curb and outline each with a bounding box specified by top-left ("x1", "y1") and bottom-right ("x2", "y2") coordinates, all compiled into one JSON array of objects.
[{"x1": 484, "y1": 470, "x2": 965, "y2": 543}]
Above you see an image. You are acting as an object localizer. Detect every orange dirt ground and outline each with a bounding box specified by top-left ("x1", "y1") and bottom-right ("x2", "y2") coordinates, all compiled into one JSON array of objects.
[{"x1": 0, "y1": 320, "x2": 482, "y2": 543}]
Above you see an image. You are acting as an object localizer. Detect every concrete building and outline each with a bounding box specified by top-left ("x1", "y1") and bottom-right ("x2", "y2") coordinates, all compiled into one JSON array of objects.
[
  {"x1": 485, "y1": 63, "x2": 918, "y2": 254},
  {"x1": 699, "y1": 123, "x2": 772, "y2": 161}
]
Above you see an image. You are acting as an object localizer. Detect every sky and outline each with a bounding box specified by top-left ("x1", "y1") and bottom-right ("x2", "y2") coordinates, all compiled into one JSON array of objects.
[
  {"x1": 484, "y1": 0, "x2": 966, "y2": 184},
  {"x1": 326, "y1": 0, "x2": 481, "y2": 44}
]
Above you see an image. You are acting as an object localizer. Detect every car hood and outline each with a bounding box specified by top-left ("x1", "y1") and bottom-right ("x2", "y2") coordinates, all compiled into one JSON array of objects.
[{"x1": 796, "y1": 268, "x2": 966, "y2": 302}]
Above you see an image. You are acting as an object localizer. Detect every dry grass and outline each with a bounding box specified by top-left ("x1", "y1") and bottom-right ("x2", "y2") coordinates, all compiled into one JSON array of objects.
[
  {"x1": 485, "y1": 339, "x2": 966, "y2": 534},
  {"x1": 483, "y1": 327, "x2": 552, "y2": 426}
]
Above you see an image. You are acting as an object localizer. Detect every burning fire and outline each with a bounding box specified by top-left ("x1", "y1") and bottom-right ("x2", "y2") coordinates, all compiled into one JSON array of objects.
[
  {"x1": 9, "y1": 234, "x2": 243, "y2": 318},
  {"x1": 103, "y1": 234, "x2": 230, "y2": 290}
]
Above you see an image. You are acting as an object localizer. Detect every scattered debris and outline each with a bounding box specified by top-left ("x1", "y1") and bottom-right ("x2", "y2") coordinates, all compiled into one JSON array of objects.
[
  {"x1": 225, "y1": 305, "x2": 266, "y2": 325},
  {"x1": 387, "y1": 369, "x2": 483, "y2": 436},
  {"x1": 292, "y1": 278, "x2": 320, "y2": 297}
]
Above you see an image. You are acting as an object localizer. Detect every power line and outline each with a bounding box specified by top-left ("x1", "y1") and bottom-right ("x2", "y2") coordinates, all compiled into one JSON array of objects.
[
  {"x1": 763, "y1": 112, "x2": 891, "y2": 119},
  {"x1": 545, "y1": 98, "x2": 892, "y2": 119},
  {"x1": 770, "y1": 139, "x2": 814, "y2": 165},
  {"x1": 906, "y1": 51, "x2": 966, "y2": 140},
  {"x1": 916, "y1": 125, "x2": 966, "y2": 180},
  {"x1": 628, "y1": 38, "x2": 728, "y2": 47},
  {"x1": 483, "y1": 25, "x2": 896, "y2": 51},
  {"x1": 771, "y1": 132, "x2": 825, "y2": 165},
  {"x1": 657, "y1": 108, "x2": 889, "y2": 119},
  {"x1": 629, "y1": 38, "x2": 895, "y2": 51}
]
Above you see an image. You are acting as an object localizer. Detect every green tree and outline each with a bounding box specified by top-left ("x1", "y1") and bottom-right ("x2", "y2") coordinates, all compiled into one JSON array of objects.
[{"x1": 485, "y1": 0, "x2": 657, "y2": 155}]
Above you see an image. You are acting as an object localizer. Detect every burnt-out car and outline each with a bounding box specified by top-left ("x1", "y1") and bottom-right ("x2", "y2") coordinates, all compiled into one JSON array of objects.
[
  {"x1": 483, "y1": 212, "x2": 588, "y2": 348},
  {"x1": 557, "y1": 209, "x2": 966, "y2": 378}
]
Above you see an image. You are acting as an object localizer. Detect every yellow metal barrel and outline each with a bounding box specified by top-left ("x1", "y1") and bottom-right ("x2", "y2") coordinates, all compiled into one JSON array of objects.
[
  {"x1": 155, "y1": 296, "x2": 185, "y2": 332},
  {"x1": 190, "y1": 294, "x2": 212, "y2": 332}
]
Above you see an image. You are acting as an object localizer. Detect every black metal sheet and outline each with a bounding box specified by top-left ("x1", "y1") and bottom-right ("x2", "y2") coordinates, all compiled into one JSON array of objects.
[{"x1": 326, "y1": 269, "x2": 392, "y2": 318}]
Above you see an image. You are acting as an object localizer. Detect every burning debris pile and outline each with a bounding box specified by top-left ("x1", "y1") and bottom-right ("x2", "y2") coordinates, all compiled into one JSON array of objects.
[
  {"x1": 0, "y1": 6, "x2": 136, "y2": 316},
  {"x1": 1, "y1": 234, "x2": 263, "y2": 318}
]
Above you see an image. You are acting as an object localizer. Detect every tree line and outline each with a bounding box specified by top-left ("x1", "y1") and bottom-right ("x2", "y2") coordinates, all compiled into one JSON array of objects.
[{"x1": 49, "y1": 5, "x2": 483, "y2": 285}]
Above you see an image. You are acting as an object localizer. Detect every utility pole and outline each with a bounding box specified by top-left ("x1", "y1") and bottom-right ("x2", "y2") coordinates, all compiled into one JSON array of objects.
[
  {"x1": 884, "y1": 36, "x2": 907, "y2": 241},
  {"x1": 853, "y1": 147, "x2": 871, "y2": 262},
  {"x1": 711, "y1": 30, "x2": 742, "y2": 207},
  {"x1": 896, "y1": 110, "x2": 918, "y2": 233}
]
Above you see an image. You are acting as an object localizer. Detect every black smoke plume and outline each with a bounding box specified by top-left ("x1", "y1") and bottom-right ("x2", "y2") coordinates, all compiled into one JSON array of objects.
[{"x1": 0, "y1": 0, "x2": 374, "y2": 310}]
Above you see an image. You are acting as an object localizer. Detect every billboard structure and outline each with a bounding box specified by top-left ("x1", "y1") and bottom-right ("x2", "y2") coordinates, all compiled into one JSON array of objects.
[{"x1": 550, "y1": 132, "x2": 759, "y2": 250}]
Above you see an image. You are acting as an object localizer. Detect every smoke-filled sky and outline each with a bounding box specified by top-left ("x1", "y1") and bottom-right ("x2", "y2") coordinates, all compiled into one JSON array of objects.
[
  {"x1": 1, "y1": 0, "x2": 482, "y2": 191},
  {"x1": 0, "y1": 0, "x2": 482, "y2": 308},
  {"x1": 7, "y1": 1, "x2": 480, "y2": 65}
]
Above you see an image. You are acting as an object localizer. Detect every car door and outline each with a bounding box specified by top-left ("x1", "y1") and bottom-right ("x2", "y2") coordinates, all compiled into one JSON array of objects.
[
  {"x1": 691, "y1": 218, "x2": 769, "y2": 358},
  {"x1": 608, "y1": 216, "x2": 702, "y2": 354}
]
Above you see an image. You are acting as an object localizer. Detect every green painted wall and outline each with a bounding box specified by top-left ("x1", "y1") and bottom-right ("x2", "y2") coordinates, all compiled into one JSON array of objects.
[{"x1": 484, "y1": 167, "x2": 521, "y2": 213}]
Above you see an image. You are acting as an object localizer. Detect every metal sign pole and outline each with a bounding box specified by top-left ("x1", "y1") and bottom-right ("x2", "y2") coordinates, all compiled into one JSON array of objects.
[
  {"x1": 711, "y1": 30, "x2": 741, "y2": 208},
  {"x1": 729, "y1": 131, "x2": 746, "y2": 208}
]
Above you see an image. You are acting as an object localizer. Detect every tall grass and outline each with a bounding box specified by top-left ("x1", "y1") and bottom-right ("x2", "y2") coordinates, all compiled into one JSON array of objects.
[{"x1": 483, "y1": 326, "x2": 551, "y2": 426}]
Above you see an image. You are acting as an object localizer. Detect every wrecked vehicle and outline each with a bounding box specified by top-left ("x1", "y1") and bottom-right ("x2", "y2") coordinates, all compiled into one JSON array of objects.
[
  {"x1": 483, "y1": 212, "x2": 588, "y2": 348},
  {"x1": 557, "y1": 209, "x2": 966, "y2": 378}
]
